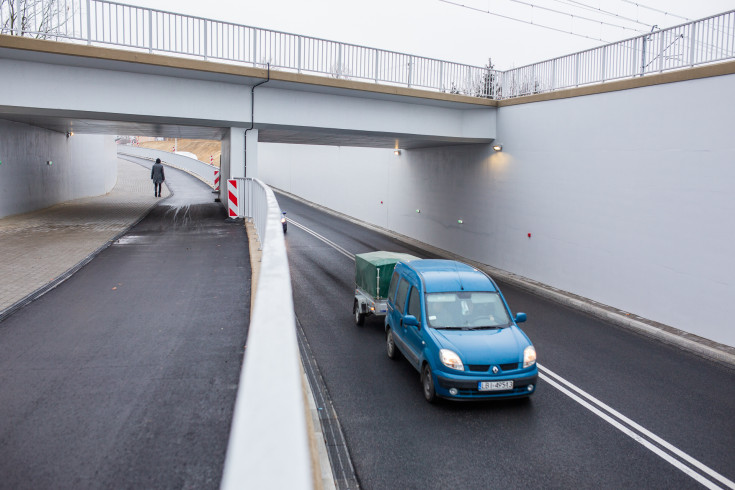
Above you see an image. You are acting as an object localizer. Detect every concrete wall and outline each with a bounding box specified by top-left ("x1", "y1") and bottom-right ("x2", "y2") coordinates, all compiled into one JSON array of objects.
[
  {"x1": 117, "y1": 145, "x2": 217, "y2": 187},
  {"x1": 0, "y1": 120, "x2": 116, "y2": 218},
  {"x1": 259, "y1": 73, "x2": 735, "y2": 347}
]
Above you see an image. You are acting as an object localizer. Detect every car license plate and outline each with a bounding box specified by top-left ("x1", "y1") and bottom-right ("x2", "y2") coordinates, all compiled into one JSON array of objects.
[{"x1": 478, "y1": 380, "x2": 513, "y2": 391}]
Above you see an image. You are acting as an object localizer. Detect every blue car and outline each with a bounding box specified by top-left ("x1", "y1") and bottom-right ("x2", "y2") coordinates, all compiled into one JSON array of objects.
[{"x1": 385, "y1": 259, "x2": 537, "y2": 402}]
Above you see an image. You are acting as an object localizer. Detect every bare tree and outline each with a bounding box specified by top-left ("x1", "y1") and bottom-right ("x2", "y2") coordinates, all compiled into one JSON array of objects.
[{"x1": 1, "y1": 0, "x2": 77, "y2": 39}]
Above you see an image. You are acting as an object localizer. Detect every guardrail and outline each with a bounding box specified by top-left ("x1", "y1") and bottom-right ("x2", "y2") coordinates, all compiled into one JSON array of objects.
[
  {"x1": 220, "y1": 177, "x2": 313, "y2": 489},
  {"x1": 0, "y1": 0, "x2": 498, "y2": 97},
  {"x1": 117, "y1": 146, "x2": 217, "y2": 187},
  {"x1": 500, "y1": 10, "x2": 735, "y2": 98},
  {"x1": 2, "y1": 1, "x2": 733, "y2": 100}
]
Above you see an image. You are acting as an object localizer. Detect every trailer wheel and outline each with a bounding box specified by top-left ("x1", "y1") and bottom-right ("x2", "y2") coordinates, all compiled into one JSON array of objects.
[{"x1": 354, "y1": 300, "x2": 365, "y2": 326}]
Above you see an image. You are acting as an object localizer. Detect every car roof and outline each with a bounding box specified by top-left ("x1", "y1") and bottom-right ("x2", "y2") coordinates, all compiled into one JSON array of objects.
[{"x1": 402, "y1": 260, "x2": 497, "y2": 293}]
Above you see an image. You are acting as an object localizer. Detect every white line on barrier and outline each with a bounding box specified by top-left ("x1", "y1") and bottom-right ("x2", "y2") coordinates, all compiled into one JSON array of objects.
[{"x1": 290, "y1": 216, "x2": 733, "y2": 489}]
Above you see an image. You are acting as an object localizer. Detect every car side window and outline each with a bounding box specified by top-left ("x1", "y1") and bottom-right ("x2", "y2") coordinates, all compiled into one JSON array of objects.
[
  {"x1": 387, "y1": 271, "x2": 399, "y2": 303},
  {"x1": 407, "y1": 287, "x2": 421, "y2": 322},
  {"x1": 395, "y1": 278, "x2": 409, "y2": 315}
]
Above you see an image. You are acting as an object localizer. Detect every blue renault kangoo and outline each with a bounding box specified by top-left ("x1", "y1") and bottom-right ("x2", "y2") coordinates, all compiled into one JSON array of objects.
[{"x1": 385, "y1": 259, "x2": 537, "y2": 402}]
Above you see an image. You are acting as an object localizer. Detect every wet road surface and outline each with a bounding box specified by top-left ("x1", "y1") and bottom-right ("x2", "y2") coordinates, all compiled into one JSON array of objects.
[{"x1": 0, "y1": 159, "x2": 250, "y2": 489}]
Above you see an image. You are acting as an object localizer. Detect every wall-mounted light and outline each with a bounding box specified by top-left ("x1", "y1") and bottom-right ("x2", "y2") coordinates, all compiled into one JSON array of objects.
[
  {"x1": 47, "y1": 160, "x2": 53, "y2": 166},
  {"x1": 66, "y1": 131, "x2": 74, "y2": 138},
  {"x1": 492, "y1": 143, "x2": 503, "y2": 152},
  {"x1": 394, "y1": 149, "x2": 401, "y2": 156}
]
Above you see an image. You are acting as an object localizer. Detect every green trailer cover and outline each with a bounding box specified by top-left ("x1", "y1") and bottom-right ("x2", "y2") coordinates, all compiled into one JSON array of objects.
[{"x1": 355, "y1": 251, "x2": 419, "y2": 300}]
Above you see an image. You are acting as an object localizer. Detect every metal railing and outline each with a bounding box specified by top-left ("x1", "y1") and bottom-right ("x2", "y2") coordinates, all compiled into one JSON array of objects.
[
  {"x1": 2, "y1": 1, "x2": 732, "y2": 99},
  {"x1": 500, "y1": 10, "x2": 735, "y2": 97},
  {"x1": 0, "y1": 0, "x2": 498, "y2": 97}
]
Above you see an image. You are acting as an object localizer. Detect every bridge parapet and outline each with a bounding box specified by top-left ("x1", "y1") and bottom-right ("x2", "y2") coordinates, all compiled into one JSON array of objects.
[{"x1": 1, "y1": 1, "x2": 733, "y2": 100}]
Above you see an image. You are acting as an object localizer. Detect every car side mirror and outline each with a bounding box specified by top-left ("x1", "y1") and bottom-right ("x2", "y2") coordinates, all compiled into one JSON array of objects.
[
  {"x1": 515, "y1": 312, "x2": 527, "y2": 323},
  {"x1": 403, "y1": 315, "x2": 420, "y2": 328}
]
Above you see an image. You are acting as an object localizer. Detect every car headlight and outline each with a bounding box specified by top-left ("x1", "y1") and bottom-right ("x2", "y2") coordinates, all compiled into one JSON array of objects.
[
  {"x1": 439, "y1": 349, "x2": 464, "y2": 371},
  {"x1": 523, "y1": 345, "x2": 537, "y2": 368}
]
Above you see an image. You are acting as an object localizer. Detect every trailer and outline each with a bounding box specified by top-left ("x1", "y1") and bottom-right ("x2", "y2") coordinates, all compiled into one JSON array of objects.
[{"x1": 353, "y1": 251, "x2": 419, "y2": 325}]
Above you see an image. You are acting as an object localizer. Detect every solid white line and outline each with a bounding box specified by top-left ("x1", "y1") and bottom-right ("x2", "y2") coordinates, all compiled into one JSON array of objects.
[
  {"x1": 289, "y1": 219, "x2": 355, "y2": 260},
  {"x1": 539, "y1": 365, "x2": 734, "y2": 489},
  {"x1": 290, "y1": 218, "x2": 733, "y2": 489}
]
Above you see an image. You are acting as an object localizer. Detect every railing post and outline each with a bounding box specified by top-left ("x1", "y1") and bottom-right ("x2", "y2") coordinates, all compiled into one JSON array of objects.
[
  {"x1": 689, "y1": 22, "x2": 697, "y2": 67},
  {"x1": 204, "y1": 20, "x2": 208, "y2": 60},
  {"x1": 552, "y1": 58, "x2": 556, "y2": 90},
  {"x1": 148, "y1": 8, "x2": 152, "y2": 53},
  {"x1": 252, "y1": 29, "x2": 257, "y2": 66},
  {"x1": 337, "y1": 43, "x2": 343, "y2": 78},
  {"x1": 14, "y1": 0, "x2": 21, "y2": 35},
  {"x1": 297, "y1": 36, "x2": 302, "y2": 73},
  {"x1": 574, "y1": 53, "x2": 580, "y2": 87},
  {"x1": 407, "y1": 56, "x2": 413, "y2": 88},
  {"x1": 86, "y1": 0, "x2": 91, "y2": 44},
  {"x1": 601, "y1": 45, "x2": 607, "y2": 82},
  {"x1": 640, "y1": 35, "x2": 647, "y2": 76},
  {"x1": 658, "y1": 31, "x2": 664, "y2": 72},
  {"x1": 374, "y1": 50, "x2": 379, "y2": 83},
  {"x1": 439, "y1": 62, "x2": 444, "y2": 92}
]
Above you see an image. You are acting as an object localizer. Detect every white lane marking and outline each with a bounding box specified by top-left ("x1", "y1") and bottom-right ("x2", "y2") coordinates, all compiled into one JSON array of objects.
[
  {"x1": 540, "y1": 365, "x2": 735, "y2": 489},
  {"x1": 290, "y1": 218, "x2": 734, "y2": 489},
  {"x1": 288, "y1": 219, "x2": 355, "y2": 260}
]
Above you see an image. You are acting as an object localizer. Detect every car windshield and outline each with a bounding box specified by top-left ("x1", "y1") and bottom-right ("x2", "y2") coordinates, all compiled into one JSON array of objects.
[{"x1": 426, "y1": 292, "x2": 511, "y2": 329}]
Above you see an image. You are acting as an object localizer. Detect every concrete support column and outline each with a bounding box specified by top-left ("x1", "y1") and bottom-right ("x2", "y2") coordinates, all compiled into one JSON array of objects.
[
  {"x1": 225, "y1": 127, "x2": 246, "y2": 179},
  {"x1": 245, "y1": 129, "x2": 259, "y2": 179}
]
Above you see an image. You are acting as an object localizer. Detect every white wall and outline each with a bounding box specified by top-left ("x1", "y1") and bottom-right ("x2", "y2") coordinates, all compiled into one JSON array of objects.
[
  {"x1": 0, "y1": 120, "x2": 117, "y2": 218},
  {"x1": 259, "y1": 73, "x2": 735, "y2": 347}
]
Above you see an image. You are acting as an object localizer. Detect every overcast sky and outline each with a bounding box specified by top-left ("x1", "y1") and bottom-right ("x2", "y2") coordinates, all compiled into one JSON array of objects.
[{"x1": 128, "y1": 0, "x2": 733, "y2": 70}]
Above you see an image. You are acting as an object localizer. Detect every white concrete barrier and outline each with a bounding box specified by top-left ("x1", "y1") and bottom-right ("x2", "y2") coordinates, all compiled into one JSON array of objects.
[
  {"x1": 220, "y1": 178, "x2": 313, "y2": 489},
  {"x1": 117, "y1": 145, "x2": 217, "y2": 188}
]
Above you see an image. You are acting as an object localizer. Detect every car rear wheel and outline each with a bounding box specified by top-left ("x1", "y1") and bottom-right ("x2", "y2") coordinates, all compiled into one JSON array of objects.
[
  {"x1": 386, "y1": 328, "x2": 398, "y2": 360},
  {"x1": 354, "y1": 300, "x2": 365, "y2": 326},
  {"x1": 421, "y1": 363, "x2": 436, "y2": 403}
]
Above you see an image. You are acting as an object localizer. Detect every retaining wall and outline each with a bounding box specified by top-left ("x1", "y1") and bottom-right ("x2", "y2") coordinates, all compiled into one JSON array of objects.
[
  {"x1": 259, "y1": 72, "x2": 735, "y2": 347},
  {"x1": 0, "y1": 120, "x2": 116, "y2": 218}
]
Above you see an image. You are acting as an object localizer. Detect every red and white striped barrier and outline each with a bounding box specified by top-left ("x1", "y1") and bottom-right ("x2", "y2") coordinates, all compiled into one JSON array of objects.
[
  {"x1": 210, "y1": 154, "x2": 214, "y2": 164},
  {"x1": 214, "y1": 169, "x2": 220, "y2": 191},
  {"x1": 227, "y1": 179, "x2": 240, "y2": 218}
]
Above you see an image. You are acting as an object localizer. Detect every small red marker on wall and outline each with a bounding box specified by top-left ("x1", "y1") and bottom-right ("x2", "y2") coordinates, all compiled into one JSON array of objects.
[{"x1": 528, "y1": 233, "x2": 532, "y2": 238}]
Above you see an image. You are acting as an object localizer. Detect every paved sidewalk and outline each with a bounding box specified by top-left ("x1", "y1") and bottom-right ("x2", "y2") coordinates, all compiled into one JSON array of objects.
[{"x1": 0, "y1": 159, "x2": 168, "y2": 318}]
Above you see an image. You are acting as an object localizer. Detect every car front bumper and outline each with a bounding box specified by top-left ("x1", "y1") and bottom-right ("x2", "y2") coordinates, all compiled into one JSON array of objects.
[{"x1": 434, "y1": 369, "x2": 538, "y2": 400}]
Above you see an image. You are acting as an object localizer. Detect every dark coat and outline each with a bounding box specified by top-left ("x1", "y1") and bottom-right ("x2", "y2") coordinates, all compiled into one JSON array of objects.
[{"x1": 151, "y1": 162, "x2": 165, "y2": 184}]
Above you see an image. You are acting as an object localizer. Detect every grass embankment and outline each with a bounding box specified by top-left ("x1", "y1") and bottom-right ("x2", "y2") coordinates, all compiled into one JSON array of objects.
[{"x1": 138, "y1": 139, "x2": 222, "y2": 167}]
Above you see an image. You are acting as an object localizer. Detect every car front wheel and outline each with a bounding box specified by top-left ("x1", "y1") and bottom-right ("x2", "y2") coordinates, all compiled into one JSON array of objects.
[
  {"x1": 386, "y1": 328, "x2": 398, "y2": 360},
  {"x1": 421, "y1": 363, "x2": 436, "y2": 403}
]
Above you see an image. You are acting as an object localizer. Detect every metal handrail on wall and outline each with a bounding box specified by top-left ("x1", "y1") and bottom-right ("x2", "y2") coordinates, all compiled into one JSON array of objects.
[{"x1": 1, "y1": 1, "x2": 733, "y2": 100}]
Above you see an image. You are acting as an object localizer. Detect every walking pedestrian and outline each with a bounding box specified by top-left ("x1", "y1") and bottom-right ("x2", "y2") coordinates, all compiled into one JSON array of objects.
[{"x1": 151, "y1": 158, "x2": 165, "y2": 197}]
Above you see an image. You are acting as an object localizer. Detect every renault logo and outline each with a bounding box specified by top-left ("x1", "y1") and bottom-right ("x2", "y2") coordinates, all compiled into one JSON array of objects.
[{"x1": 492, "y1": 366, "x2": 499, "y2": 374}]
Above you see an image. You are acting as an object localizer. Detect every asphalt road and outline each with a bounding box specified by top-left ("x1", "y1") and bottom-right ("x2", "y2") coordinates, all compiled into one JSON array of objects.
[
  {"x1": 0, "y1": 159, "x2": 250, "y2": 489},
  {"x1": 278, "y1": 192, "x2": 735, "y2": 489}
]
